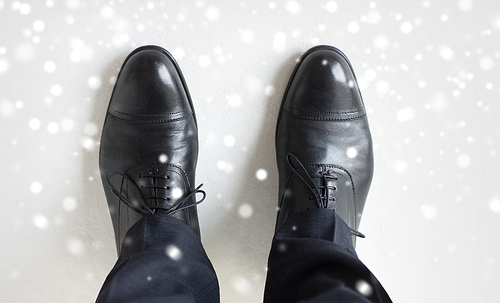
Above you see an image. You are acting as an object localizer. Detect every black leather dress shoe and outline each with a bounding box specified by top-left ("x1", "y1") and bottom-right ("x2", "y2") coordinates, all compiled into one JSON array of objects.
[
  {"x1": 275, "y1": 45, "x2": 374, "y2": 246},
  {"x1": 99, "y1": 45, "x2": 204, "y2": 254}
]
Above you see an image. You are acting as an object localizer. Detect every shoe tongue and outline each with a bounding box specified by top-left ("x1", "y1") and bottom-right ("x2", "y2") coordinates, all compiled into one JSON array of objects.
[{"x1": 124, "y1": 163, "x2": 189, "y2": 213}]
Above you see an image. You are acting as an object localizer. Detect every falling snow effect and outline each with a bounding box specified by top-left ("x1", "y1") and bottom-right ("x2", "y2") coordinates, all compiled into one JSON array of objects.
[
  {"x1": 256, "y1": 168, "x2": 268, "y2": 180},
  {"x1": 165, "y1": 245, "x2": 182, "y2": 261},
  {"x1": 62, "y1": 197, "x2": 78, "y2": 212},
  {"x1": 33, "y1": 214, "x2": 49, "y2": 229},
  {"x1": 225, "y1": 277, "x2": 250, "y2": 297},
  {"x1": 355, "y1": 280, "x2": 373, "y2": 297},
  {"x1": 158, "y1": 154, "x2": 168, "y2": 163},
  {"x1": 238, "y1": 203, "x2": 253, "y2": 218},
  {"x1": 346, "y1": 147, "x2": 358, "y2": 159},
  {"x1": 1, "y1": 1, "x2": 500, "y2": 302}
]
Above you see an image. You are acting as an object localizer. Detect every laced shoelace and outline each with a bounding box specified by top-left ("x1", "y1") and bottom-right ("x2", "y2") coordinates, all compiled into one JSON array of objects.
[
  {"x1": 286, "y1": 153, "x2": 365, "y2": 238},
  {"x1": 106, "y1": 171, "x2": 206, "y2": 215}
]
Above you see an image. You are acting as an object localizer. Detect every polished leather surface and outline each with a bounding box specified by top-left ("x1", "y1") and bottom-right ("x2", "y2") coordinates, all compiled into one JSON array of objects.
[
  {"x1": 275, "y1": 45, "x2": 374, "y2": 245},
  {"x1": 99, "y1": 45, "x2": 200, "y2": 253}
]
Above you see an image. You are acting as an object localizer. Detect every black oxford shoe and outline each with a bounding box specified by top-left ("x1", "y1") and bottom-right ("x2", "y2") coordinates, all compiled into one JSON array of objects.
[
  {"x1": 275, "y1": 45, "x2": 374, "y2": 246},
  {"x1": 99, "y1": 45, "x2": 204, "y2": 254}
]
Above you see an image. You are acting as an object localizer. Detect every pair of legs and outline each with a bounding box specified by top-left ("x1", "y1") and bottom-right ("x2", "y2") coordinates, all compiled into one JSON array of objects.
[{"x1": 96, "y1": 45, "x2": 392, "y2": 302}]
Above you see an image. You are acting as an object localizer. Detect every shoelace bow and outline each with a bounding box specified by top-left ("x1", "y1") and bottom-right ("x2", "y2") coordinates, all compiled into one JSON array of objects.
[
  {"x1": 286, "y1": 153, "x2": 365, "y2": 238},
  {"x1": 106, "y1": 170, "x2": 206, "y2": 215}
]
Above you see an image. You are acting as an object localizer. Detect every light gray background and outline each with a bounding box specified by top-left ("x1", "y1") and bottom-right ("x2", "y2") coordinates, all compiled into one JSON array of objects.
[{"x1": 1, "y1": 0, "x2": 499, "y2": 302}]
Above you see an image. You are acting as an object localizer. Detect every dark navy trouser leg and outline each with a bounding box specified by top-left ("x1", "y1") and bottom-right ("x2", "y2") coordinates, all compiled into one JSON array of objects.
[
  {"x1": 96, "y1": 214, "x2": 219, "y2": 303},
  {"x1": 263, "y1": 208, "x2": 392, "y2": 303},
  {"x1": 96, "y1": 209, "x2": 390, "y2": 303}
]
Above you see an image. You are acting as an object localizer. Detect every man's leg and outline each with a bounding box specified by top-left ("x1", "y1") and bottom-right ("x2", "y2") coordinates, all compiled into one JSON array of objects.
[
  {"x1": 96, "y1": 214, "x2": 219, "y2": 303},
  {"x1": 264, "y1": 208, "x2": 390, "y2": 303},
  {"x1": 97, "y1": 45, "x2": 219, "y2": 302},
  {"x1": 268, "y1": 45, "x2": 392, "y2": 302}
]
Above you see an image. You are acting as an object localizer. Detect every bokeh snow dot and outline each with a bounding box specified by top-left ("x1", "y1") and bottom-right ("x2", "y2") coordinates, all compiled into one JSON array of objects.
[
  {"x1": 1, "y1": 100, "x2": 15, "y2": 117},
  {"x1": 81, "y1": 137, "x2": 95, "y2": 150},
  {"x1": 198, "y1": 55, "x2": 211, "y2": 67},
  {"x1": 166, "y1": 245, "x2": 182, "y2": 260},
  {"x1": 400, "y1": 21, "x2": 413, "y2": 33},
  {"x1": 241, "y1": 30, "x2": 255, "y2": 43},
  {"x1": 33, "y1": 214, "x2": 49, "y2": 229},
  {"x1": 50, "y1": 84, "x2": 62, "y2": 96},
  {"x1": 83, "y1": 122, "x2": 98, "y2": 136},
  {"x1": 31, "y1": 182, "x2": 43, "y2": 193},
  {"x1": 223, "y1": 135, "x2": 235, "y2": 147},
  {"x1": 66, "y1": 0, "x2": 80, "y2": 9},
  {"x1": 285, "y1": 0, "x2": 301, "y2": 14},
  {"x1": 456, "y1": 154, "x2": 471, "y2": 168},
  {"x1": 19, "y1": 3, "x2": 31, "y2": 14},
  {"x1": 67, "y1": 238, "x2": 85, "y2": 255},
  {"x1": 206, "y1": 7, "x2": 220, "y2": 20},
  {"x1": 421, "y1": 204, "x2": 438, "y2": 219},
  {"x1": 265, "y1": 85, "x2": 275, "y2": 96},
  {"x1": 347, "y1": 147, "x2": 358, "y2": 159},
  {"x1": 479, "y1": 56, "x2": 494, "y2": 71},
  {"x1": 44, "y1": 61, "x2": 56, "y2": 73},
  {"x1": 458, "y1": 0, "x2": 473, "y2": 11},
  {"x1": 439, "y1": 46, "x2": 455, "y2": 61},
  {"x1": 100, "y1": 6, "x2": 114, "y2": 18},
  {"x1": 232, "y1": 276, "x2": 252, "y2": 295},
  {"x1": 256, "y1": 168, "x2": 268, "y2": 181},
  {"x1": 61, "y1": 118, "x2": 74, "y2": 132},
  {"x1": 393, "y1": 160, "x2": 408, "y2": 174},
  {"x1": 0, "y1": 59, "x2": 9, "y2": 73},
  {"x1": 16, "y1": 44, "x2": 35, "y2": 61},
  {"x1": 88, "y1": 76, "x2": 102, "y2": 90},
  {"x1": 273, "y1": 32, "x2": 287, "y2": 52},
  {"x1": 397, "y1": 107, "x2": 416, "y2": 122},
  {"x1": 171, "y1": 187, "x2": 183, "y2": 200},
  {"x1": 63, "y1": 197, "x2": 78, "y2": 211},
  {"x1": 489, "y1": 198, "x2": 500, "y2": 214},
  {"x1": 238, "y1": 203, "x2": 253, "y2": 218},
  {"x1": 33, "y1": 20, "x2": 45, "y2": 31},
  {"x1": 159, "y1": 154, "x2": 168, "y2": 163},
  {"x1": 374, "y1": 36, "x2": 389, "y2": 49},
  {"x1": 325, "y1": 1, "x2": 338, "y2": 12},
  {"x1": 365, "y1": 11, "x2": 381, "y2": 24},
  {"x1": 348, "y1": 22, "x2": 360, "y2": 33},
  {"x1": 29, "y1": 118, "x2": 41, "y2": 130},
  {"x1": 47, "y1": 122, "x2": 59, "y2": 134},
  {"x1": 172, "y1": 47, "x2": 185, "y2": 60},
  {"x1": 355, "y1": 280, "x2": 373, "y2": 296}
]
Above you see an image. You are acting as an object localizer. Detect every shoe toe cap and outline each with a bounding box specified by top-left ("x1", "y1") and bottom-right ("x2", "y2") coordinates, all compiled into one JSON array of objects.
[
  {"x1": 109, "y1": 46, "x2": 192, "y2": 122},
  {"x1": 284, "y1": 47, "x2": 365, "y2": 120}
]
